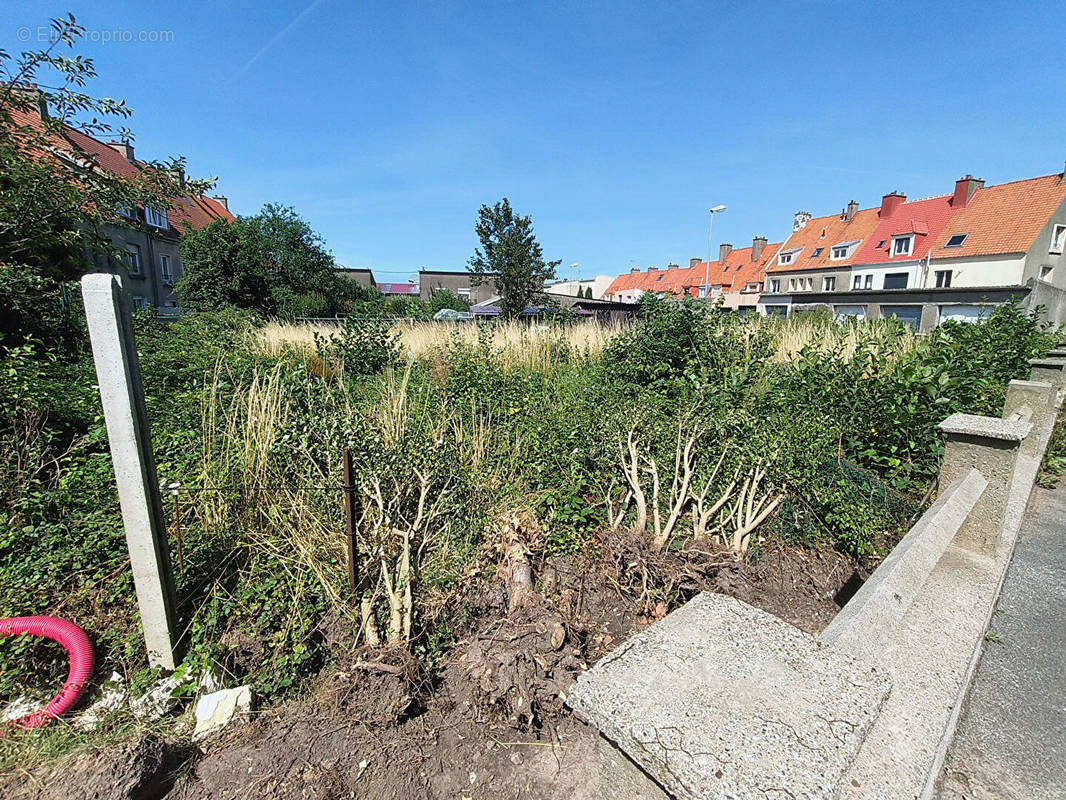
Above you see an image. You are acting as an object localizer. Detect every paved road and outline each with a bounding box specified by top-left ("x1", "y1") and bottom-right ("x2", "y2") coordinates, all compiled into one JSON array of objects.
[{"x1": 937, "y1": 483, "x2": 1066, "y2": 799}]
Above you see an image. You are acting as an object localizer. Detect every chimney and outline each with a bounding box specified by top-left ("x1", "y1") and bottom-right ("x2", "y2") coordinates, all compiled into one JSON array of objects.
[
  {"x1": 793, "y1": 211, "x2": 812, "y2": 231},
  {"x1": 213, "y1": 195, "x2": 229, "y2": 211},
  {"x1": 880, "y1": 191, "x2": 906, "y2": 217},
  {"x1": 667, "y1": 262, "x2": 678, "y2": 270},
  {"x1": 168, "y1": 164, "x2": 185, "y2": 187},
  {"x1": 752, "y1": 236, "x2": 767, "y2": 261},
  {"x1": 719, "y1": 243, "x2": 733, "y2": 264},
  {"x1": 844, "y1": 200, "x2": 859, "y2": 222},
  {"x1": 689, "y1": 257, "x2": 701, "y2": 268},
  {"x1": 108, "y1": 141, "x2": 136, "y2": 162},
  {"x1": 630, "y1": 267, "x2": 640, "y2": 274},
  {"x1": 952, "y1": 175, "x2": 984, "y2": 208}
]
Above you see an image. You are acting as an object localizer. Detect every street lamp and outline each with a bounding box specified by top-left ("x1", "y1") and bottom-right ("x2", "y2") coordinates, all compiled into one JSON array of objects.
[{"x1": 703, "y1": 205, "x2": 727, "y2": 301}]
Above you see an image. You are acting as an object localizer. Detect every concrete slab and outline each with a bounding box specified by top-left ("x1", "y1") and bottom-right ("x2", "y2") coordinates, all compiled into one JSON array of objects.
[
  {"x1": 567, "y1": 593, "x2": 891, "y2": 800},
  {"x1": 937, "y1": 484, "x2": 1066, "y2": 800}
]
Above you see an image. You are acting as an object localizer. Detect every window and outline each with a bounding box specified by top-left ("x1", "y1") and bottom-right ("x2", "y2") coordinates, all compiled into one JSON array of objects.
[
  {"x1": 864, "y1": 274, "x2": 873, "y2": 289},
  {"x1": 779, "y1": 252, "x2": 793, "y2": 265},
  {"x1": 1051, "y1": 224, "x2": 1066, "y2": 255},
  {"x1": 806, "y1": 277, "x2": 814, "y2": 290},
  {"x1": 935, "y1": 269, "x2": 952, "y2": 288},
  {"x1": 892, "y1": 235, "x2": 913, "y2": 256},
  {"x1": 698, "y1": 286, "x2": 708, "y2": 299},
  {"x1": 811, "y1": 247, "x2": 824, "y2": 258},
  {"x1": 769, "y1": 279, "x2": 781, "y2": 293},
  {"x1": 823, "y1": 276, "x2": 836, "y2": 291},
  {"x1": 853, "y1": 275, "x2": 862, "y2": 289},
  {"x1": 882, "y1": 305, "x2": 922, "y2": 330},
  {"x1": 124, "y1": 244, "x2": 143, "y2": 276},
  {"x1": 945, "y1": 233, "x2": 968, "y2": 248},
  {"x1": 1041, "y1": 265, "x2": 1054, "y2": 281},
  {"x1": 764, "y1": 305, "x2": 788, "y2": 318},
  {"x1": 160, "y1": 254, "x2": 172, "y2": 283},
  {"x1": 457, "y1": 288, "x2": 472, "y2": 299},
  {"x1": 876, "y1": 240, "x2": 886, "y2": 248},
  {"x1": 116, "y1": 202, "x2": 135, "y2": 219},
  {"x1": 883, "y1": 272, "x2": 909, "y2": 290},
  {"x1": 145, "y1": 205, "x2": 169, "y2": 229},
  {"x1": 788, "y1": 278, "x2": 797, "y2": 291},
  {"x1": 744, "y1": 282, "x2": 760, "y2": 293},
  {"x1": 132, "y1": 296, "x2": 148, "y2": 311}
]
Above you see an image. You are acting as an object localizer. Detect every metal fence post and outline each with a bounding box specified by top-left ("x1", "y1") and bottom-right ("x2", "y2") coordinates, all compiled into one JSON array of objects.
[
  {"x1": 342, "y1": 448, "x2": 359, "y2": 595},
  {"x1": 82, "y1": 273, "x2": 178, "y2": 670}
]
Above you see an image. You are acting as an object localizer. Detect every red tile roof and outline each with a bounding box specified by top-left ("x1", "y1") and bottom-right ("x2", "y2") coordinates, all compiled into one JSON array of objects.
[
  {"x1": 766, "y1": 207, "x2": 882, "y2": 274},
  {"x1": 851, "y1": 194, "x2": 957, "y2": 265},
  {"x1": 690, "y1": 241, "x2": 783, "y2": 294},
  {"x1": 929, "y1": 174, "x2": 1066, "y2": 258},
  {"x1": 7, "y1": 104, "x2": 234, "y2": 234}
]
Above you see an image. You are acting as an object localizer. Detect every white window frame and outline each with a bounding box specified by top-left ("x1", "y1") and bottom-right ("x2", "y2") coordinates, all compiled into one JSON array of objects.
[
  {"x1": 823, "y1": 276, "x2": 836, "y2": 291},
  {"x1": 769, "y1": 279, "x2": 781, "y2": 293},
  {"x1": 457, "y1": 287, "x2": 471, "y2": 299},
  {"x1": 744, "y1": 282, "x2": 760, "y2": 293},
  {"x1": 864, "y1": 274, "x2": 873, "y2": 289},
  {"x1": 892, "y1": 235, "x2": 914, "y2": 257},
  {"x1": 944, "y1": 233, "x2": 968, "y2": 249},
  {"x1": 779, "y1": 252, "x2": 793, "y2": 265},
  {"x1": 829, "y1": 240, "x2": 859, "y2": 261},
  {"x1": 935, "y1": 269, "x2": 952, "y2": 288},
  {"x1": 853, "y1": 275, "x2": 862, "y2": 289},
  {"x1": 1050, "y1": 224, "x2": 1066, "y2": 255},
  {"x1": 160, "y1": 254, "x2": 172, "y2": 283},
  {"x1": 145, "y1": 205, "x2": 170, "y2": 229},
  {"x1": 124, "y1": 243, "x2": 143, "y2": 276},
  {"x1": 1040, "y1": 265, "x2": 1054, "y2": 281}
]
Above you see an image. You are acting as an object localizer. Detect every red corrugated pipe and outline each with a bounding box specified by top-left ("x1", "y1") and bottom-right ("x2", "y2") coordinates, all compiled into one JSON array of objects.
[{"x1": 0, "y1": 616, "x2": 95, "y2": 729}]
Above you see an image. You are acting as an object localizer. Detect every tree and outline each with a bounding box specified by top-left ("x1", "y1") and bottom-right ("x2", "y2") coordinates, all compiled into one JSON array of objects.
[
  {"x1": 469, "y1": 198, "x2": 559, "y2": 318},
  {"x1": 178, "y1": 204, "x2": 354, "y2": 317},
  {"x1": 0, "y1": 14, "x2": 210, "y2": 345},
  {"x1": 428, "y1": 288, "x2": 470, "y2": 315}
]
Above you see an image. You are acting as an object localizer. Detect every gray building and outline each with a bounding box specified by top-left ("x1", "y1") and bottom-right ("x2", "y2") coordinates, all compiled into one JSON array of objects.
[{"x1": 418, "y1": 269, "x2": 500, "y2": 305}]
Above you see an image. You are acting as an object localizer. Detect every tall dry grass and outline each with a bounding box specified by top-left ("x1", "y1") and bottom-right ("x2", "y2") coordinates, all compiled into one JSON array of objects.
[{"x1": 251, "y1": 318, "x2": 622, "y2": 371}]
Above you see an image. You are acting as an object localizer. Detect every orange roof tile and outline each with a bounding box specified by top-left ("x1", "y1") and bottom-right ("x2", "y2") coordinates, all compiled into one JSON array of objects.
[
  {"x1": 766, "y1": 207, "x2": 882, "y2": 273},
  {"x1": 852, "y1": 194, "x2": 957, "y2": 265},
  {"x1": 929, "y1": 174, "x2": 1066, "y2": 258}
]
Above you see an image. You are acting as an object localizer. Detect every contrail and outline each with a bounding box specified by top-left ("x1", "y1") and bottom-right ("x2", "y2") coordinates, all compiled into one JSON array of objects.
[{"x1": 231, "y1": 0, "x2": 329, "y2": 81}]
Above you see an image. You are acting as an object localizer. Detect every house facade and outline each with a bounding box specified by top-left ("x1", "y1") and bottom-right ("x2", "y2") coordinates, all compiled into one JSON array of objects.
[
  {"x1": 757, "y1": 171, "x2": 1066, "y2": 329},
  {"x1": 545, "y1": 275, "x2": 614, "y2": 299},
  {"x1": 14, "y1": 102, "x2": 234, "y2": 314}
]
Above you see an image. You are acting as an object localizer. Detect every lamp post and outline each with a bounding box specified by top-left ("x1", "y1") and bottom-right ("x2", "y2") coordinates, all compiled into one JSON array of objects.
[{"x1": 703, "y1": 205, "x2": 727, "y2": 301}]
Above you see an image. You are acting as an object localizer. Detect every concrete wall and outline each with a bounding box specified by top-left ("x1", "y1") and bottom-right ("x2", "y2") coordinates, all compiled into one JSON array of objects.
[
  {"x1": 1025, "y1": 277, "x2": 1066, "y2": 326},
  {"x1": 765, "y1": 265, "x2": 851, "y2": 295},
  {"x1": 1021, "y1": 195, "x2": 1066, "y2": 287},
  {"x1": 547, "y1": 275, "x2": 614, "y2": 299}
]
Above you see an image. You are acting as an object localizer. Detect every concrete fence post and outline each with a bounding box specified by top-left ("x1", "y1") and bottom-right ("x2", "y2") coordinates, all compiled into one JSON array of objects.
[
  {"x1": 937, "y1": 414, "x2": 1031, "y2": 555},
  {"x1": 82, "y1": 273, "x2": 178, "y2": 670},
  {"x1": 1005, "y1": 379, "x2": 1056, "y2": 457}
]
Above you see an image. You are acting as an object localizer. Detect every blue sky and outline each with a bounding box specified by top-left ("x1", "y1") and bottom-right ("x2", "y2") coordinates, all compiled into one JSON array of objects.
[{"x1": 5, "y1": 1, "x2": 1066, "y2": 282}]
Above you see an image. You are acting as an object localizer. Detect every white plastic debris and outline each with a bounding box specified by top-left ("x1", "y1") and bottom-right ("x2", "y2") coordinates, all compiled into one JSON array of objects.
[
  {"x1": 1, "y1": 696, "x2": 44, "y2": 723},
  {"x1": 130, "y1": 674, "x2": 184, "y2": 721},
  {"x1": 192, "y1": 686, "x2": 253, "y2": 742}
]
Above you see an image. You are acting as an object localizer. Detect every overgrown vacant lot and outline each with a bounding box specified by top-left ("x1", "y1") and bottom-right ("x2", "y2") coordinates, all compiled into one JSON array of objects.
[{"x1": 0, "y1": 299, "x2": 1057, "y2": 797}]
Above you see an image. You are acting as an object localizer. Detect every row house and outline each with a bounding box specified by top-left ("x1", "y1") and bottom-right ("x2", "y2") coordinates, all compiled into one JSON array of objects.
[
  {"x1": 759, "y1": 170, "x2": 1066, "y2": 330},
  {"x1": 13, "y1": 99, "x2": 234, "y2": 314},
  {"x1": 603, "y1": 235, "x2": 781, "y2": 312}
]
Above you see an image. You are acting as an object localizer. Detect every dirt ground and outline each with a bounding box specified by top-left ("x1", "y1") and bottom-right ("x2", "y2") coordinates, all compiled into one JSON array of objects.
[{"x1": 1, "y1": 536, "x2": 858, "y2": 800}]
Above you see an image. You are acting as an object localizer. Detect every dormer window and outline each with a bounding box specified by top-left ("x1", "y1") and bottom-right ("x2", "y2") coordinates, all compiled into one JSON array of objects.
[
  {"x1": 892, "y1": 235, "x2": 913, "y2": 257},
  {"x1": 830, "y1": 240, "x2": 860, "y2": 261},
  {"x1": 778, "y1": 247, "x2": 802, "y2": 266},
  {"x1": 145, "y1": 205, "x2": 170, "y2": 229},
  {"x1": 945, "y1": 233, "x2": 968, "y2": 248}
]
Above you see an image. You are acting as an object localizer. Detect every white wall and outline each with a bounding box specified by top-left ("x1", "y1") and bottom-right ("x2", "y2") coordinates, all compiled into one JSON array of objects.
[
  {"x1": 547, "y1": 275, "x2": 615, "y2": 299},
  {"x1": 921, "y1": 254, "x2": 1026, "y2": 289}
]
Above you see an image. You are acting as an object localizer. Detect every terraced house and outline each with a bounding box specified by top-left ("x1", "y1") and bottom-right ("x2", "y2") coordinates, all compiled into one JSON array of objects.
[{"x1": 759, "y1": 170, "x2": 1066, "y2": 329}]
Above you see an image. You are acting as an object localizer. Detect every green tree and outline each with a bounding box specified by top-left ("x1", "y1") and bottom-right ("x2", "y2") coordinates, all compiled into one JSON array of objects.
[
  {"x1": 429, "y1": 288, "x2": 471, "y2": 314},
  {"x1": 178, "y1": 204, "x2": 354, "y2": 317},
  {"x1": 469, "y1": 198, "x2": 559, "y2": 318}
]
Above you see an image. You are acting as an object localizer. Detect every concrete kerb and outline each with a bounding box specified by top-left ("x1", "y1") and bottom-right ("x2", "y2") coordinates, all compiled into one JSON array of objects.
[{"x1": 821, "y1": 468, "x2": 986, "y2": 661}]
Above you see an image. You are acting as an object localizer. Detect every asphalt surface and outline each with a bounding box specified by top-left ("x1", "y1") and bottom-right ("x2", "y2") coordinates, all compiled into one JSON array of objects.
[{"x1": 937, "y1": 483, "x2": 1066, "y2": 799}]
